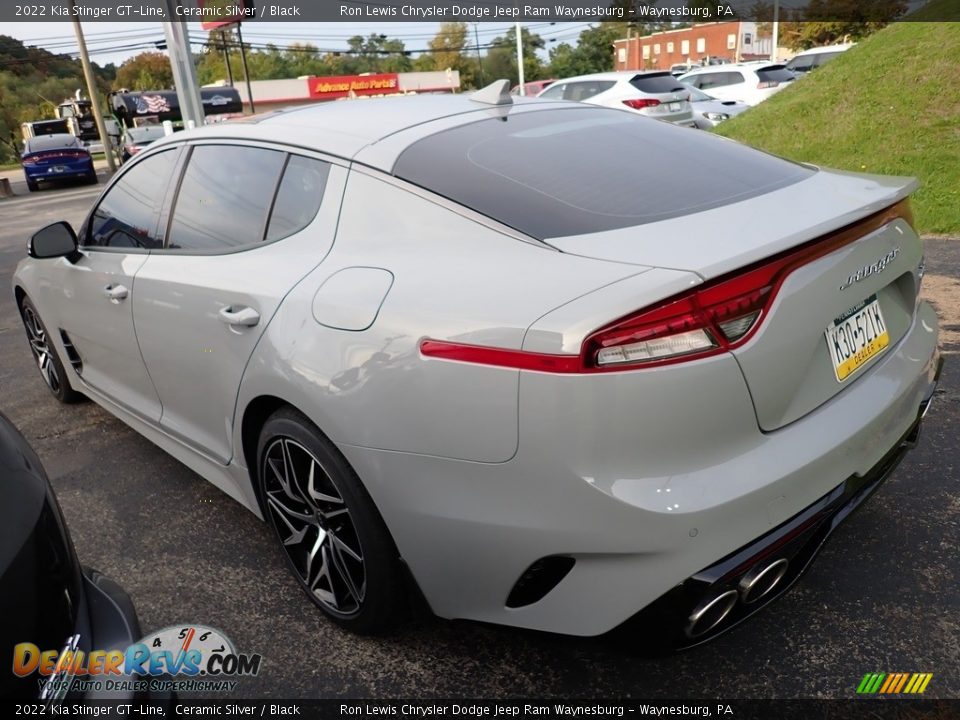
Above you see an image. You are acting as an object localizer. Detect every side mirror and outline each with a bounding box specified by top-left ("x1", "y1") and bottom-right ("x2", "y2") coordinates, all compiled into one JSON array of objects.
[{"x1": 29, "y1": 222, "x2": 80, "y2": 262}]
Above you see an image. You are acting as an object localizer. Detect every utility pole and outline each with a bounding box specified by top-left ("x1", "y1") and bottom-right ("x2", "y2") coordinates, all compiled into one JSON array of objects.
[
  {"x1": 161, "y1": 1, "x2": 205, "y2": 128},
  {"x1": 515, "y1": 21, "x2": 525, "y2": 95},
  {"x1": 69, "y1": 1, "x2": 115, "y2": 172},
  {"x1": 221, "y1": 30, "x2": 235, "y2": 86}
]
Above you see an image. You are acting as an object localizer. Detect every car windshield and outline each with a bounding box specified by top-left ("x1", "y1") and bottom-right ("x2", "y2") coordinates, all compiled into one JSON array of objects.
[
  {"x1": 683, "y1": 84, "x2": 714, "y2": 102},
  {"x1": 25, "y1": 134, "x2": 80, "y2": 153},
  {"x1": 394, "y1": 106, "x2": 814, "y2": 240}
]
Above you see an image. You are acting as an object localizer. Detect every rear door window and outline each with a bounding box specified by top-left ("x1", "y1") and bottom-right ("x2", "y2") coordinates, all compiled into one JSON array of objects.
[
  {"x1": 167, "y1": 145, "x2": 286, "y2": 252},
  {"x1": 562, "y1": 81, "x2": 615, "y2": 101},
  {"x1": 538, "y1": 83, "x2": 565, "y2": 100}
]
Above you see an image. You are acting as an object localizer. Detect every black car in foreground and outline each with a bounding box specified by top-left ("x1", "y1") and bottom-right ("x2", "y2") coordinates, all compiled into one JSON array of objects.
[{"x1": 0, "y1": 410, "x2": 143, "y2": 700}]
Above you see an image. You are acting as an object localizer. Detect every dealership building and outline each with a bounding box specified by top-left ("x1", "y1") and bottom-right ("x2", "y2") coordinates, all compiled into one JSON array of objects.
[{"x1": 613, "y1": 21, "x2": 783, "y2": 71}]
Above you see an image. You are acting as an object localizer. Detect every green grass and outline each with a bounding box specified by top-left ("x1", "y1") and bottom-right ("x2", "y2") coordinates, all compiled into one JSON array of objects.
[{"x1": 715, "y1": 15, "x2": 960, "y2": 235}]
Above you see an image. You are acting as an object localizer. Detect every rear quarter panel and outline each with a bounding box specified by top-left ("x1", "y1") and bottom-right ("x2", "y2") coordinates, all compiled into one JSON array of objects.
[{"x1": 235, "y1": 170, "x2": 644, "y2": 464}]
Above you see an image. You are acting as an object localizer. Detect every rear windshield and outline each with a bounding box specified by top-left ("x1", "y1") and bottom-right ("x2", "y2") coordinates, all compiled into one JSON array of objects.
[
  {"x1": 756, "y1": 66, "x2": 796, "y2": 83},
  {"x1": 26, "y1": 134, "x2": 80, "y2": 152},
  {"x1": 393, "y1": 107, "x2": 814, "y2": 240},
  {"x1": 629, "y1": 73, "x2": 686, "y2": 94}
]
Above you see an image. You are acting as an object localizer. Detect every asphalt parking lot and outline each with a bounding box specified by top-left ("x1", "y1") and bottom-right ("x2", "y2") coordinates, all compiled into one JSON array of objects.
[{"x1": 0, "y1": 177, "x2": 957, "y2": 699}]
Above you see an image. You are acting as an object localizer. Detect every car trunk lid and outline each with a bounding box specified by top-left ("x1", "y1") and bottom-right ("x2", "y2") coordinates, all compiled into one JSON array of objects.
[{"x1": 548, "y1": 169, "x2": 921, "y2": 430}]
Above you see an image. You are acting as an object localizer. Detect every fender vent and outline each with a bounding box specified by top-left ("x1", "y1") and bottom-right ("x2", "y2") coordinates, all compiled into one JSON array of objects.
[
  {"x1": 506, "y1": 556, "x2": 575, "y2": 608},
  {"x1": 59, "y1": 330, "x2": 83, "y2": 375}
]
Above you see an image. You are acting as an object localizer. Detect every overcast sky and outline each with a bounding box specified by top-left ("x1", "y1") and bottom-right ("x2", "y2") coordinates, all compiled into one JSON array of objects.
[{"x1": 5, "y1": 21, "x2": 590, "y2": 67}]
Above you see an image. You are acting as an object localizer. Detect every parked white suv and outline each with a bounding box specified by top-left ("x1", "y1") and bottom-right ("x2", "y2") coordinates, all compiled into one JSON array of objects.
[
  {"x1": 679, "y1": 62, "x2": 797, "y2": 106},
  {"x1": 538, "y1": 71, "x2": 695, "y2": 127},
  {"x1": 785, "y1": 43, "x2": 855, "y2": 76}
]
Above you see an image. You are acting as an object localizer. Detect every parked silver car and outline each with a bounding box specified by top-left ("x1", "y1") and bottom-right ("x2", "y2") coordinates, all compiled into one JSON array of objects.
[
  {"x1": 537, "y1": 71, "x2": 695, "y2": 127},
  {"x1": 13, "y1": 84, "x2": 942, "y2": 645},
  {"x1": 683, "y1": 84, "x2": 750, "y2": 128}
]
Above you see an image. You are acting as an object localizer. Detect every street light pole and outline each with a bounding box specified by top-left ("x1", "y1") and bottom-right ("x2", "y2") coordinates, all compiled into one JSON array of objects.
[
  {"x1": 161, "y1": 3, "x2": 206, "y2": 129},
  {"x1": 69, "y1": 1, "x2": 115, "y2": 172}
]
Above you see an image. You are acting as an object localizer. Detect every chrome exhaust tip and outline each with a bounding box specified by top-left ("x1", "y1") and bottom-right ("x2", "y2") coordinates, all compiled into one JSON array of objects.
[
  {"x1": 685, "y1": 589, "x2": 738, "y2": 639},
  {"x1": 738, "y1": 558, "x2": 789, "y2": 605}
]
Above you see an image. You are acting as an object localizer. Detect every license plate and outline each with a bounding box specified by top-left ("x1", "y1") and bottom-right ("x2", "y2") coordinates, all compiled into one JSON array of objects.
[
  {"x1": 669, "y1": 102, "x2": 681, "y2": 111},
  {"x1": 824, "y1": 294, "x2": 889, "y2": 382},
  {"x1": 50, "y1": 166, "x2": 66, "y2": 173}
]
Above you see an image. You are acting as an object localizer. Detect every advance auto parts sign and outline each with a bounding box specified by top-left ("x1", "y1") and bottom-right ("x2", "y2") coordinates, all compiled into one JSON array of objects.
[{"x1": 309, "y1": 74, "x2": 400, "y2": 100}]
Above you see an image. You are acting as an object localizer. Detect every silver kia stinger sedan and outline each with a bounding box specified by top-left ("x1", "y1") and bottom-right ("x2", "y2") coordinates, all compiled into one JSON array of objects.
[{"x1": 13, "y1": 81, "x2": 942, "y2": 646}]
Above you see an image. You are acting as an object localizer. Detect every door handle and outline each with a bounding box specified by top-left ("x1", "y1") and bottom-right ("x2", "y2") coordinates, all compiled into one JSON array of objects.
[
  {"x1": 103, "y1": 284, "x2": 128, "y2": 302},
  {"x1": 218, "y1": 305, "x2": 260, "y2": 328}
]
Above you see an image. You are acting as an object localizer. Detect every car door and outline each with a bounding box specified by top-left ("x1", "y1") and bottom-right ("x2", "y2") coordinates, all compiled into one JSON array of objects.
[
  {"x1": 131, "y1": 142, "x2": 345, "y2": 464},
  {"x1": 42, "y1": 148, "x2": 180, "y2": 422}
]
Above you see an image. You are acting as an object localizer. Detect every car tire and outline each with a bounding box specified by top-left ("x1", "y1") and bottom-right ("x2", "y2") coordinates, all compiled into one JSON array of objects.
[
  {"x1": 26, "y1": 179, "x2": 39, "y2": 192},
  {"x1": 19, "y1": 296, "x2": 83, "y2": 404},
  {"x1": 86, "y1": 171, "x2": 98, "y2": 185},
  {"x1": 257, "y1": 407, "x2": 403, "y2": 633}
]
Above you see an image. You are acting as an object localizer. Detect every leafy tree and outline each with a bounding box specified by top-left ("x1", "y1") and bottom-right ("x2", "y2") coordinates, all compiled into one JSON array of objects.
[
  {"x1": 487, "y1": 26, "x2": 546, "y2": 84},
  {"x1": 783, "y1": 0, "x2": 907, "y2": 49},
  {"x1": 115, "y1": 51, "x2": 174, "y2": 90}
]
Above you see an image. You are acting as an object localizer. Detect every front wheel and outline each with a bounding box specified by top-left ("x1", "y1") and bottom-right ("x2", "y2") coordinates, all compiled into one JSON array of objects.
[
  {"x1": 257, "y1": 408, "x2": 403, "y2": 633},
  {"x1": 19, "y1": 296, "x2": 82, "y2": 403}
]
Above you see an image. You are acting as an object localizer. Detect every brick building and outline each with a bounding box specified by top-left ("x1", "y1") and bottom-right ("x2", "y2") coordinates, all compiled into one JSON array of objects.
[{"x1": 613, "y1": 22, "x2": 774, "y2": 71}]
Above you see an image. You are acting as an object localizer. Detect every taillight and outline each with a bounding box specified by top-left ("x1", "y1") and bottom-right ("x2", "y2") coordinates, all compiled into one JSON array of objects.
[
  {"x1": 623, "y1": 98, "x2": 661, "y2": 110},
  {"x1": 583, "y1": 199, "x2": 914, "y2": 370},
  {"x1": 583, "y1": 267, "x2": 773, "y2": 369},
  {"x1": 22, "y1": 157, "x2": 37, "y2": 166},
  {"x1": 421, "y1": 200, "x2": 913, "y2": 374},
  {"x1": 757, "y1": 81, "x2": 779, "y2": 89}
]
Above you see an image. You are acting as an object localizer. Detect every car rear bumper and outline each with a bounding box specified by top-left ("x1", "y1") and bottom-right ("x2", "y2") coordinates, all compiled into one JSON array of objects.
[
  {"x1": 24, "y1": 162, "x2": 93, "y2": 182},
  {"x1": 624, "y1": 353, "x2": 944, "y2": 648},
  {"x1": 341, "y1": 301, "x2": 941, "y2": 637}
]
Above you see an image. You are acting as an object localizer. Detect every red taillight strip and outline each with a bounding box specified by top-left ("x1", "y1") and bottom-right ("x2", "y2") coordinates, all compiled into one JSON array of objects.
[
  {"x1": 420, "y1": 340, "x2": 581, "y2": 373},
  {"x1": 421, "y1": 200, "x2": 913, "y2": 374}
]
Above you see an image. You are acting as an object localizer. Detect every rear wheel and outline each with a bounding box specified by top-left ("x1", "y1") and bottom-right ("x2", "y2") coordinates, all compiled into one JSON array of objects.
[
  {"x1": 26, "y1": 179, "x2": 39, "y2": 192},
  {"x1": 257, "y1": 407, "x2": 403, "y2": 633},
  {"x1": 19, "y1": 296, "x2": 82, "y2": 404},
  {"x1": 85, "y1": 171, "x2": 98, "y2": 185}
]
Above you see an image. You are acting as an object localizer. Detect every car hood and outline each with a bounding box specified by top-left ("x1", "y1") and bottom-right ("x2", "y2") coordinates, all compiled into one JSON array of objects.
[{"x1": 546, "y1": 168, "x2": 919, "y2": 280}]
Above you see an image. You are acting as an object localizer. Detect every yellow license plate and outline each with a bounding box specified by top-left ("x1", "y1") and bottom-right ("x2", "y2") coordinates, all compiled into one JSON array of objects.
[{"x1": 825, "y1": 294, "x2": 889, "y2": 382}]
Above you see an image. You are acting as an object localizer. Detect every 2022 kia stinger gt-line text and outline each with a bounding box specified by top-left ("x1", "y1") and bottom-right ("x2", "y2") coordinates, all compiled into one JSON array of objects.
[{"x1": 13, "y1": 81, "x2": 942, "y2": 646}]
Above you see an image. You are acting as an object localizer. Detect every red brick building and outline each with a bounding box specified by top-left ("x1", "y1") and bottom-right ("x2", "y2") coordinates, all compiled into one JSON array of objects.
[{"x1": 613, "y1": 22, "x2": 773, "y2": 71}]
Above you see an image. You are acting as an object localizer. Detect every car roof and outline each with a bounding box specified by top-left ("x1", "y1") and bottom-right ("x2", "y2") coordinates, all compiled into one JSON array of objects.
[
  {"x1": 146, "y1": 93, "x2": 577, "y2": 171},
  {"x1": 549, "y1": 70, "x2": 672, "y2": 83},
  {"x1": 791, "y1": 43, "x2": 856, "y2": 57},
  {"x1": 680, "y1": 62, "x2": 784, "y2": 75}
]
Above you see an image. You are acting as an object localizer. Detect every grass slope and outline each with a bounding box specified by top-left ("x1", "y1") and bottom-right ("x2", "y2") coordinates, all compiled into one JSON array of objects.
[{"x1": 715, "y1": 16, "x2": 960, "y2": 235}]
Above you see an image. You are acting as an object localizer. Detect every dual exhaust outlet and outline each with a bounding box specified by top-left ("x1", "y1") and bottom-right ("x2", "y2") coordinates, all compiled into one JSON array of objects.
[{"x1": 685, "y1": 557, "x2": 790, "y2": 639}]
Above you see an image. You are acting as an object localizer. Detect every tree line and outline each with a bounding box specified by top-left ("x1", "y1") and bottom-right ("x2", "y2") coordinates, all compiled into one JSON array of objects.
[{"x1": 1, "y1": 11, "x2": 904, "y2": 165}]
